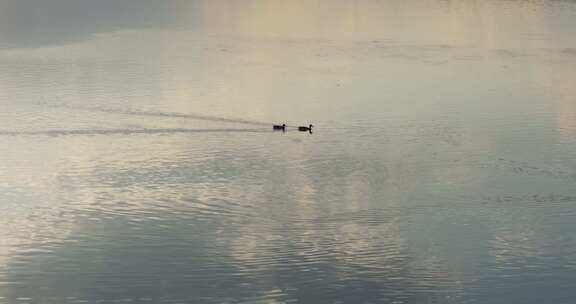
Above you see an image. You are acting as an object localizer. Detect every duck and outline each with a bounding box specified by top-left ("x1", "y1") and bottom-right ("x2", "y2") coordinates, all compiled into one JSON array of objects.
[
  {"x1": 273, "y1": 124, "x2": 286, "y2": 131},
  {"x1": 298, "y1": 124, "x2": 313, "y2": 132}
]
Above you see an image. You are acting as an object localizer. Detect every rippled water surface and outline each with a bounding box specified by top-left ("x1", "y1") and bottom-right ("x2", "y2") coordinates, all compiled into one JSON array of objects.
[{"x1": 1, "y1": 0, "x2": 576, "y2": 303}]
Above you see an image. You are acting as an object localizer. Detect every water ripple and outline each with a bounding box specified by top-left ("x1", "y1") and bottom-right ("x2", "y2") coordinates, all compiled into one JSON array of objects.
[{"x1": 0, "y1": 128, "x2": 271, "y2": 137}]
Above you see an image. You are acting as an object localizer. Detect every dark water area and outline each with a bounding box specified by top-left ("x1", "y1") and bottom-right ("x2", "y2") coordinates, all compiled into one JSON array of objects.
[{"x1": 1, "y1": 0, "x2": 576, "y2": 303}]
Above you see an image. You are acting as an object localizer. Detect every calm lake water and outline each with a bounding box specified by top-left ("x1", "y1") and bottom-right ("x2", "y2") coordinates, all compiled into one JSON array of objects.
[{"x1": 1, "y1": 0, "x2": 576, "y2": 303}]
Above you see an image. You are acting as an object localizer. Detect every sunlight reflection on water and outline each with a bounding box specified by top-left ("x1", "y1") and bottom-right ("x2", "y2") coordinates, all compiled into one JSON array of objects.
[{"x1": 1, "y1": 0, "x2": 576, "y2": 303}]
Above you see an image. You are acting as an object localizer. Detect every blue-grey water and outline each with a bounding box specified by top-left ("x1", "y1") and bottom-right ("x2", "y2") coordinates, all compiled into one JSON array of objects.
[{"x1": 1, "y1": 0, "x2": 576, "y2": 303}]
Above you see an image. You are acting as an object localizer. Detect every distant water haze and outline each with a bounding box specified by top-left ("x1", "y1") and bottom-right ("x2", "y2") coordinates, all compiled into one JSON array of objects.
[{"x1": 1, "y1": 0, "x2": 576, "y2": 303}]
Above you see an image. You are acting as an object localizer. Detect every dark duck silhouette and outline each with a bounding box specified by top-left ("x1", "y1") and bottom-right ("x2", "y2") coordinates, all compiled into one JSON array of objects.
[
  {"x1": 273, "y1": 124, "x2": 286, "y2": 131},
  {"x1": 298, "y1": 124, "x2": 313, "y2": 132}
]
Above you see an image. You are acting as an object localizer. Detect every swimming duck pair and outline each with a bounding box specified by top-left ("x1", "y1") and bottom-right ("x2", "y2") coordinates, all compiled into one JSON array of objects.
[{"x1": 272, "y1": 124, "x2": 313, "y2": 132}]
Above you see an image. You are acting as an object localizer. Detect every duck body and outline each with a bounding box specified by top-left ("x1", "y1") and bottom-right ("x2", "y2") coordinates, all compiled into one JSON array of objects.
[
  {"x1": 298, "y1": 124, "x2": 313, "y2": 132},
  {"x1": 273, "y1": 124, "x2": 286, "y2": 131}
]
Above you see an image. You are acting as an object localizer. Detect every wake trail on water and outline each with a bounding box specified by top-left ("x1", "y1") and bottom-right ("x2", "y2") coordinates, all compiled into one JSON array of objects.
[
  {"x1": 51, "y1": 104, "x2": 273, "y2": 127},
  {"x1": 0, "y1": 128, "x2": 271, "y2": 137}
]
